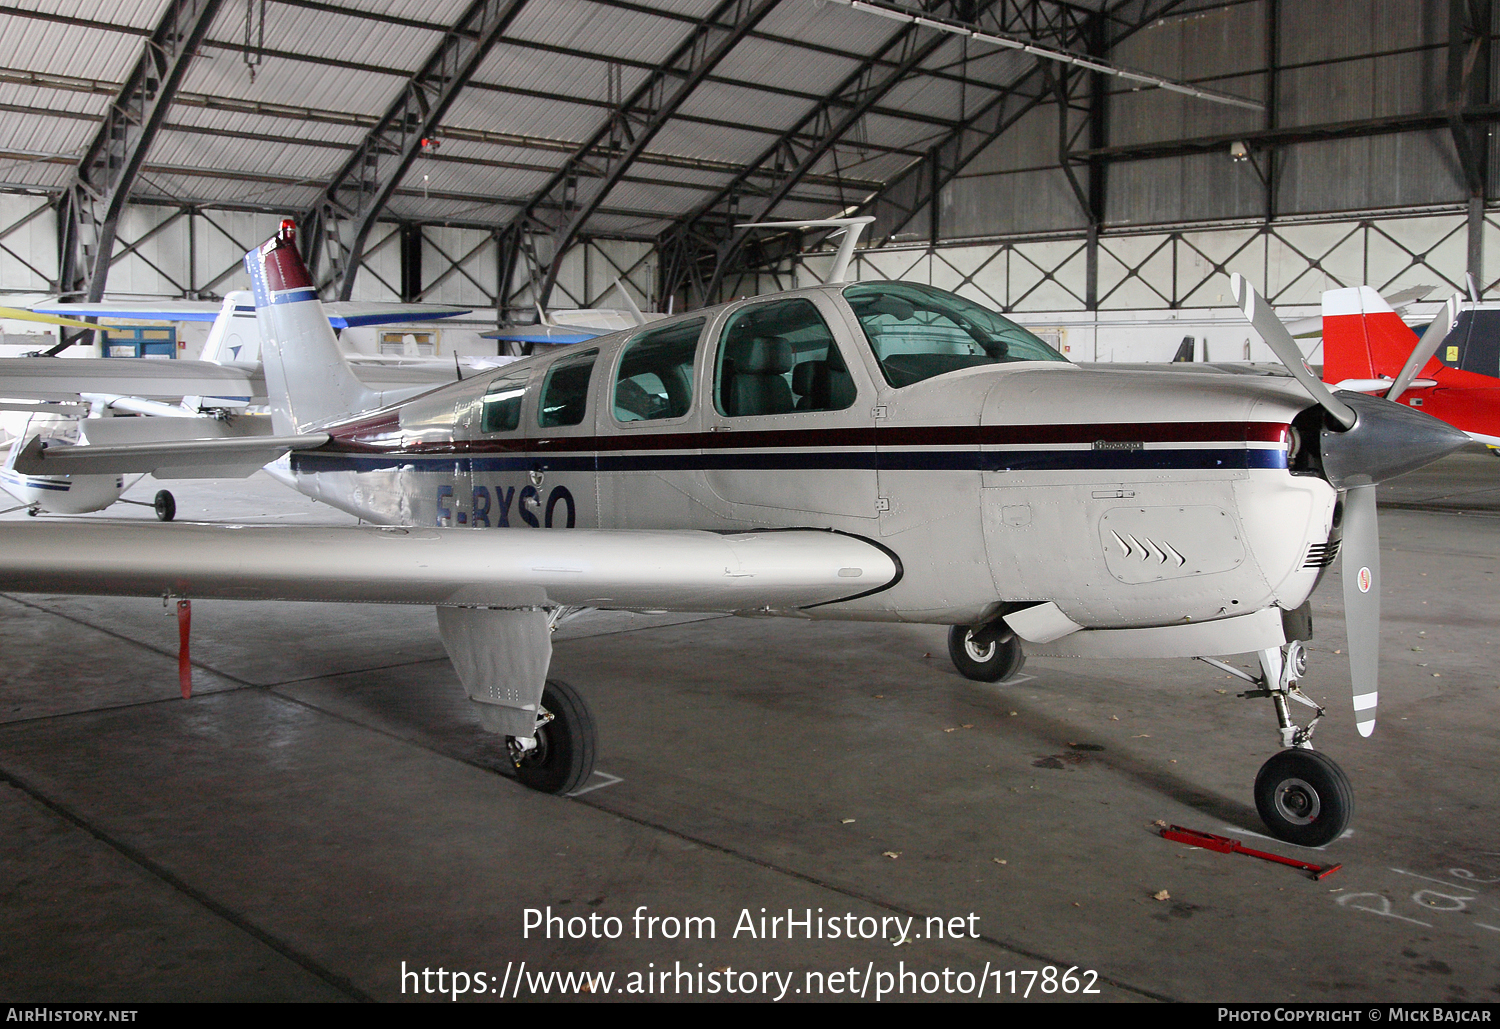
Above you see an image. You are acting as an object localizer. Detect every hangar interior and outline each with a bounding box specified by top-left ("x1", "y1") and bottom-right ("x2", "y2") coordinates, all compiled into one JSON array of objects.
[
  {"x1": 2, "y1": 0, "x2": 1497, "y2": 355},
  {"x1": 0, "y1": 0, "x2": 1499, "y2": 1006}
]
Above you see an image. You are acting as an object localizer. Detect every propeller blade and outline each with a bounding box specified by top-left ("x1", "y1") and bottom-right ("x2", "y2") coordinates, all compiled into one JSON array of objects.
[
  {"x1": 1341, "y1": 484, "x2": 1380, "y2": 737},
  {"x1": 1386, "y1": 293, "x2": 1459, "y2": 403},
  {"x1": 1231, "y1": 274, "x2": 1357, "y2": 429}
]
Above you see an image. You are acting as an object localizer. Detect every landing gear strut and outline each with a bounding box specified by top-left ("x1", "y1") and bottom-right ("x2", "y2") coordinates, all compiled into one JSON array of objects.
[
  {"x1": 947, "y1": 623, "x2": 1025, "y2": 682},
  {"x1": 1200, "y1": 640, "x2": 1352, "y2": 848},
  {"x1": 507, "y1": 678, "x2": 597, "y2": 795}
]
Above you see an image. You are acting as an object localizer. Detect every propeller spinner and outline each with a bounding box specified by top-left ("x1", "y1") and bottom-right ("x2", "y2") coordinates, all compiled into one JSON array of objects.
[{"x1": 1231, "y1": 275, "x2": 1470, "y2": 737}]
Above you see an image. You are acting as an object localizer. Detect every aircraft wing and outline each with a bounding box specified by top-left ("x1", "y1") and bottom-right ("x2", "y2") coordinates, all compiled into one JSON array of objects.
[
  {"x1": 0, "y1": 357, "x2": 263, "y2": 400},
  {"x1": 12, "y1": 432, "x2": 328, "y2": 479},
  {"x1": 481, "y1": 325, "x2": 607, "y2": 344},
  {"x1": 0, "y1": 356, "x2": 463, "y2": 405},
  {"x1": 0, "y1": 306, "x2": 106, "y2": 331},
  {"x1": 320, "y1": 302, "x2": 471, "y2": 328},
  {"x1": 30, "y1": 300, "x2": 223, "y2": 321},
  {"x1": 30, "y1": 300, "x2": 471, "y2": 328},
  {"x1": 0, "y1": 523, "x2": 899, "y2": 612}
]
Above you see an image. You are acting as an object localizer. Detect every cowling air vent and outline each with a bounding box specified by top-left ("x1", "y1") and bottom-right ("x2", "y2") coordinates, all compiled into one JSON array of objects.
[
  {"x1": 1099, "y1": 506, "x2": 1245, "y2": 584},
  {"x1": 1302, "y1": 538, "x2": 1341, "y2": 569}
]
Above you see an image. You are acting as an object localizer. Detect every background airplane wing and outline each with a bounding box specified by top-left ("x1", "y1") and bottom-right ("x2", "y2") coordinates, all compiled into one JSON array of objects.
[
  {"x1": 481, "y1": 325, "x2": 608, "y2": 344},
  {"x1": 0, "y1": 357, "x2": 263, "y2": 401},
  {"x1": 320, "y1": 302, "x2": 471, "y2": 327},
  {"x1": 0, "y1": 523, "x2": 899, "y2": 612},
  {"x1": 30, "y1": 300, "x2": 471, "y2": 327},
  {"x1": 30, "y1": 300, "x2": 223, "y2": 321},
  {"x1": 13, "y1": 431, "x2": 329, "y2": 478},
  {"x1": 0, "y1": 357, "x2": 461, "y2": 406}
]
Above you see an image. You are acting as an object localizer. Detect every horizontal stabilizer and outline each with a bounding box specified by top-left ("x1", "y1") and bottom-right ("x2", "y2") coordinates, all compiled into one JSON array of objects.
[
  {"x1": 13, "y1": 432, "x2": 328, "y2": 479},
  {"x1": 0, "y1": 524, "x2": 900, "y2": 612}
]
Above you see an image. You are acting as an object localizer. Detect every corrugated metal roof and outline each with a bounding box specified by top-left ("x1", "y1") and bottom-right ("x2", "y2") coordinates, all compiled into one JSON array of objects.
[
  {"x1": 23, "y1": 0, "x2": 166, "y2": 27},
  {"x1": 508, "y1": 0, "x2": 704, "y2": 68},
  {"x1": 0, "y1": 110, "x2": 94, "y2": 160},
  {"x1": 756, "y1": 0, "x2": 904, "y2": 57},
  {"x1": 0, "y1": 14, "x2": 152, "y2": 83},
  {"x1": 148, "y1": 128, "x2": 345, "y2": 184},
  {"x1": 447, "y1": 78, "x2": 614, "y2": 144},
  {"x1": 178, "y1": 53, "x2": 405, "y2": 119},
  {"x1": 203, "y1": 2, "x2": 446, "y2": 77},
  {"x1": 713, "y1": 35, "x2": 860, "y2": 97}
]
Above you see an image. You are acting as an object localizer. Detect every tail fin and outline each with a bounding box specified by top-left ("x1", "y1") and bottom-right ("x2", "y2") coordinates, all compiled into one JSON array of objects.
[
  {"x1": 244, "y1": 222, "x2": 375, "y2": 433},
  {"x1": 1321, "y1": 286, "x2": 1420, "y2": 385},
  {"x1": 199, "y1": 291, "x2": 261, "y2": 364}
]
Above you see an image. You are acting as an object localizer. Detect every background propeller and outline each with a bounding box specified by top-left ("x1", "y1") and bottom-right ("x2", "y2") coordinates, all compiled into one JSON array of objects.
[
  {"x1": 1231, "y1": 274, "x2": 1355, "y2": 429},
  {"x1": 1386, "y1": 293, "x2": 1459, "y2": 404},
  {"x1": 1232, "y1": 276, "x2": 1469, "y2": 738}
]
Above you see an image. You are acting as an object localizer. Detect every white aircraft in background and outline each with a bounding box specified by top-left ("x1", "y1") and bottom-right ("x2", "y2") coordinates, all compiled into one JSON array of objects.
[
  {"x1": 0, "y1": 293, "x2": 473, "y2": 518},
  {"x1": 0, "y1": 221, "x2": 1468, "y2": 847},
  {"x1": 485, "y1": 278, "x2": 669, "y2": 350}
]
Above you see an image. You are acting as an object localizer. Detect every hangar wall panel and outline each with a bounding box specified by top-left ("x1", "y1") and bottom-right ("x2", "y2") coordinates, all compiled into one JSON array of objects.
[
  {"x1": 834, "y1": 209, "x2": 1489, "y2": 312},
  {"x1": 0, "y1": 195, "x2": 57, "y2": 295}
]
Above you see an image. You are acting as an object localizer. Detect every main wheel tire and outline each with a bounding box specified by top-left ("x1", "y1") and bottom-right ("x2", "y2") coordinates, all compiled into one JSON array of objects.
[
  {"x1": 947, "y1": 624, "x2": 1025, "y2": 683},
  {"x1": 1254, "y1": 748, "x2": 1353, "y2": 847},
  {"x1": 510, "y1": 678, "x2": 597, "y2": 795},
  {"x1": 153, "y1": 490, "x2": 176, "y2": 522}
]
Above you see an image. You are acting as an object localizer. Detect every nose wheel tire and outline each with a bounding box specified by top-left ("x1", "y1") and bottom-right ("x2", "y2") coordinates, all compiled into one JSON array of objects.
[
  {"x1": 153, "y1": 490, "x2": 176, "y2": 522},
  {"x1": 947, "y1": 624, "x2": 1025, "y2": 683},
  {"x1": 1254, "y1": 748, "x2": 1353, "y2": 848},
  {"x1": 508, "y1": 678, "x2": 597, "y2": 795}
]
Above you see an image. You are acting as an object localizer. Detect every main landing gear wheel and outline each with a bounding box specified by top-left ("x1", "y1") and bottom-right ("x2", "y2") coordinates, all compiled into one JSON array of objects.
[
  {"x1": 947, "y1": 624, "x2": 1025, "y2": 683},
  {"x1": 1254, "y1": 748, "x2": 1353, "y2": 848},
  {"x1": 153, "y1": 490, "x2": 176, "y2": 522},
  {"x1": 508, "y1": 678, "x2": 597, "y2": 795}
]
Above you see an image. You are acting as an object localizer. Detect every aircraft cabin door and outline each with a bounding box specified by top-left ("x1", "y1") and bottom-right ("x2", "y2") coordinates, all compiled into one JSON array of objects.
[
  {"x1": 515, "y1": 347, "x2": 602, "y2": 529},
  {"x1": 702, "y1": 294, "x2": 876, "y2": 521},
  {"x1": 452, "y1": 366, "x2": 533, "y2": 528},
  {"x1": 597, "y1": 317, "x2": 710, "y2": 529}
]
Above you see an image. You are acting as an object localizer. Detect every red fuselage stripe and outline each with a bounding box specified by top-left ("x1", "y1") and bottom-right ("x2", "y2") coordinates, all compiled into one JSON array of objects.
[{"x1": 319, "y1": 420, "x2": 1289, "y2": 456}]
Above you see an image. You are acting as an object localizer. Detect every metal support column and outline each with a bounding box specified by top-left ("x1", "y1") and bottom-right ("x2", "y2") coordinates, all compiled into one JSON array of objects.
[
  {"x1": 56, "y1": 0, "x2": 223, "y2": 326},
  {"x1": 1450, "y1": 0, "x2": 1491, "y2": 291}
]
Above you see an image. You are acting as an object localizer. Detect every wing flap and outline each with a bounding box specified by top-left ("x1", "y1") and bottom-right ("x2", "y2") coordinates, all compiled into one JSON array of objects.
[{"x1": 0, "y1": 524, "x2": 899, "y2": 611}]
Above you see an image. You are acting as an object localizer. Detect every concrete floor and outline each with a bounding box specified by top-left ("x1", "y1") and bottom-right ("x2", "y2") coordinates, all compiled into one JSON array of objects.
[{"x1": 1, "y1": 455, "x2": 1498, "y2": 1003}]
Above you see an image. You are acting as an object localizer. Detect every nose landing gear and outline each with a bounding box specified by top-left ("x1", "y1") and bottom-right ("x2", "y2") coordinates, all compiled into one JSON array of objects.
[{"x1": 1200, "y1": 640, "x2": 1352, "y2": 848}]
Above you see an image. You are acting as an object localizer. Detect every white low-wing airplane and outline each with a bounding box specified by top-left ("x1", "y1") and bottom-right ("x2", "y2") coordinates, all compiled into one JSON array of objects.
[{"x1": 0, "y1": 223, "x2": 1469, "y2": 842}]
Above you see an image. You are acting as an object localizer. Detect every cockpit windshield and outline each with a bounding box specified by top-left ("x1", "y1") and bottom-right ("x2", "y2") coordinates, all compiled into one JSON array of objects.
[{"x1": 843, "y1": 282, "x2": 1068, "y2": 388}]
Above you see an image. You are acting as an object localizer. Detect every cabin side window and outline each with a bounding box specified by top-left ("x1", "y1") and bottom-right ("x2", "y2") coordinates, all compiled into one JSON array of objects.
[
  {"x1": 713, "y1": 298, "x2": 855, "y2": 417},
  {"x1": 613, "y1": 318, "x2": 705, "y2": 423},
  {"x1": 478, "y1": 371, "x2": 528, "y2": 434},
  {"x1": 537, "y1": 349, "x2": 599, "y2": 428}
]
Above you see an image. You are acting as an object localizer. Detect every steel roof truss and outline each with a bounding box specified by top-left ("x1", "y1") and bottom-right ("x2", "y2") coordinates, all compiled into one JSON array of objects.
[
  {"x1": 57, "y1": 0, "x2": 224, "y2": 310},
  {"x1": 303, "y1": 0, "x2": 532, "y2": 301}
]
